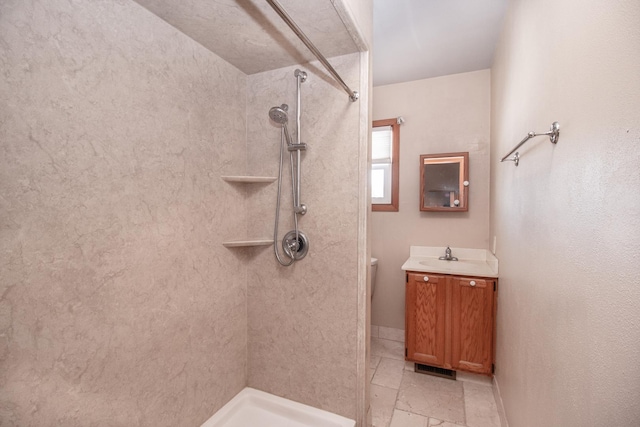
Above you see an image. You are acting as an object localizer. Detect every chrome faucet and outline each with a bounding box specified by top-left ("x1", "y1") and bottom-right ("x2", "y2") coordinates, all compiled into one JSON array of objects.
[{"x1": 439, "y1": 246, "x2": 458, "y2": 261}]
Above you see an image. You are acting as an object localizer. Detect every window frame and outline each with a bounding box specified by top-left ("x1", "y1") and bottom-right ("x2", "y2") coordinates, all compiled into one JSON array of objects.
[{"x1": 371, "y1": 118, "x2": 400, "y2": 212}]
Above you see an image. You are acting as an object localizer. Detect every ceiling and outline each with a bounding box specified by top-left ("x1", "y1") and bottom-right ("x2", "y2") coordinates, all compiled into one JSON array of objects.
[
  {"x1": 134, "y1": 0, "x2": 359, "y2": 75},
  {"x1": 373, "y1": 0, "x2": 508, "y2": 87},
  {"x1": 134, "y1": 0, "x2": 507, "y2": 87}
]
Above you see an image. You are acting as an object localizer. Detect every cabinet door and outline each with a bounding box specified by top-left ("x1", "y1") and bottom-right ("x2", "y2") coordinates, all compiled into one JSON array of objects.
[
  {"x1": 450, "y1": 277, "x2": 494, "y2": 374},
  {"x1": 406, "y1": 273, "x2": 446, "y2": 367}
]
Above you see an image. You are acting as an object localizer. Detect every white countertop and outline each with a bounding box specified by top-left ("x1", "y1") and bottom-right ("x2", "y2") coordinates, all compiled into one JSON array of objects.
[{"x1": 401, "y1": 246, "x2": 499, "y2": 278}]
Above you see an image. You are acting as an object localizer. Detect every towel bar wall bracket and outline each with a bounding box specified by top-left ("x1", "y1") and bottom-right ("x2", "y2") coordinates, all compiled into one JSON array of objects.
[{"x1": 501, "y1": 121, "x2": 560, "y2": 166}]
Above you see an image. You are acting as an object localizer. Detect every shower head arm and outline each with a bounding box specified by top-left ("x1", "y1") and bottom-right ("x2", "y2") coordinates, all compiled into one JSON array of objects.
[{"x1": 282, "y1": 123, "x2": 293, "y2": 146}]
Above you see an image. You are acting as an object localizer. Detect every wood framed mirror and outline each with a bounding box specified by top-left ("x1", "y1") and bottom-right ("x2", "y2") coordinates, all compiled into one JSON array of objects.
[{"x1": 420, "y1": 152, "x2": 469, "y2": 212}]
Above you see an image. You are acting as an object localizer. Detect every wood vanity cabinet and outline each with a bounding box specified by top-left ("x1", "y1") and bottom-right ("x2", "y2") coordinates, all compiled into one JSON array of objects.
[{"x1": 405, "y1": 271, "x2": 497, "y2": 375}]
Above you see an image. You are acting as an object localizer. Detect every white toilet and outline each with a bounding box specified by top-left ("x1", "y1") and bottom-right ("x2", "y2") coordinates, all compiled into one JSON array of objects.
[{"x1": 371, "y1": 257, "x2": 378, "y2": 300}]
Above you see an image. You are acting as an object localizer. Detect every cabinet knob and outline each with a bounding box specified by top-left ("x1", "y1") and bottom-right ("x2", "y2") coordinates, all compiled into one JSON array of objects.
[
  {"x1": 470, "y1": 280, "x2": 476, "y2": 287},
  {"x1": 423, "y1": 276, "x2": 429, "y2": 282}
]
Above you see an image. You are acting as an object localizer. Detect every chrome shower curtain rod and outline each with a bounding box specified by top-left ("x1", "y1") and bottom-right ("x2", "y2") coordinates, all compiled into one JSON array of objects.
[{"x1": 266, "y1": 0, "x2": 359, "y2": 102}]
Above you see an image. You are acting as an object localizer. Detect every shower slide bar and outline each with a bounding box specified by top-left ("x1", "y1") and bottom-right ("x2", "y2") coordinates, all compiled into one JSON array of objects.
[
  {"x1": 266, "y1": 0, "x2": 359, "y2": 102},
  {"x1": 501, "y1": 121, "x2": 560, "y2": 166}
]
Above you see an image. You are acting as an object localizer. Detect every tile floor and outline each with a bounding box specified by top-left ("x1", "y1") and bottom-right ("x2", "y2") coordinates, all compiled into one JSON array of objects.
[{"x1": 370, "y1": 329, "x2": 501, "y2": 427}]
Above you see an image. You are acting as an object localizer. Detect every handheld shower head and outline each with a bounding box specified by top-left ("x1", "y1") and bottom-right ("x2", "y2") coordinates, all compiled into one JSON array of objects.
[
  {"x1": 269, "y1": 104, "x2": 289, "y2": 125},
  {"x1": 269, "y1": 104, "x2": 293, "y2": 145}
]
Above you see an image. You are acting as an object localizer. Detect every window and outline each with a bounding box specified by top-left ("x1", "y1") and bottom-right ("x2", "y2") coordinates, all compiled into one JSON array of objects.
[{"x1": 371, "y1": 118, "x2": 400, "y2": 211}]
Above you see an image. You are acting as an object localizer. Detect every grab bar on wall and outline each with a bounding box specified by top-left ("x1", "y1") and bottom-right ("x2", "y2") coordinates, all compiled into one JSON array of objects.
[
  {"x1": 501, "y1": 122, "x2": 560, "y2": 166},
  {"x1": 266, "y1": 0, "x2": 359, "y2": 102}
]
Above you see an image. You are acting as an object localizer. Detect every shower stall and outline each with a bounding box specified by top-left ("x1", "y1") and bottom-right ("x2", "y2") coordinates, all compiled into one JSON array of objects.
[{"x1": 0, "y1": 0, "x2": 371, "y2": 426}]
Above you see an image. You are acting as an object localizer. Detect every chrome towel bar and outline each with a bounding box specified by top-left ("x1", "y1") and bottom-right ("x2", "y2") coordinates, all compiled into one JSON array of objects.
[
  {"x1": 501, "y1": 122, "x2": 560, "y2": 166},
  {"x1": 266, "y1": 0, "x2": 359, "y2": 102}
]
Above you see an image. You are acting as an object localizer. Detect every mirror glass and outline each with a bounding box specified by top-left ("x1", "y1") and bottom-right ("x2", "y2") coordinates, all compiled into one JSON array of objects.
[{"x1": 420, "y1": 152, "x2": 469, "y2": 212}]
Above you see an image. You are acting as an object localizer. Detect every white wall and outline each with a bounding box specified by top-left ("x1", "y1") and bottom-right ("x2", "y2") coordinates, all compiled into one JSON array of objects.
[
  {"x1": 490, "y1": 0, "x2": 640, "y2": 425},
  {"x1": 372, "y1": 70, "x2": 491, "y2": 329}
]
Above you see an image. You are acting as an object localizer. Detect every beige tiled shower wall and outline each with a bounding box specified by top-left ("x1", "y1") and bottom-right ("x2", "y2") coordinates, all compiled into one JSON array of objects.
[
  {"x1": 0, "y1": 0, "x2": 248, "y2": 424},
  {"x1": 245, "y1": 54, "x2": 362, "y2": 419}
]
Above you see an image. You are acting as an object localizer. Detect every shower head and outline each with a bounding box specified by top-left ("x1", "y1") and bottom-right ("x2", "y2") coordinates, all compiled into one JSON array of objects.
[
  {"x1": 269, "y1": 104, "x2": 293, "y2": 146},
  {"x1": 269, "y1": 104, "x2": 289, "y2": 125}
]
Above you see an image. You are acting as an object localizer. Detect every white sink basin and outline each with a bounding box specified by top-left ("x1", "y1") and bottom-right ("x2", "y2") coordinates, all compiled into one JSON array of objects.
[{"x1": 402, "y1": 246, "x2": 498, "y2": 278}]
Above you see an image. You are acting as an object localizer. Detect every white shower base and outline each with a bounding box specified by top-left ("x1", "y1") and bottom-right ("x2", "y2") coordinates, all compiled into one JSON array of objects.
[{"x1": 201, "y1": 388, "x2": 355, "y2": 427}]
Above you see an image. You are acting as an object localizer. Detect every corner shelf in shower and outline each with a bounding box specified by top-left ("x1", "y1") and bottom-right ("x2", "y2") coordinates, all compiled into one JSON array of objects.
[
  {"x1": 221, "y1": 175, "x2": 276, "y2": 248},
  {"x1": 222, "y1": 239, "x2": 274, "y2": 248},
  {"x1": 221, "y1": 176, "x2": 277, "y2": 183}
]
